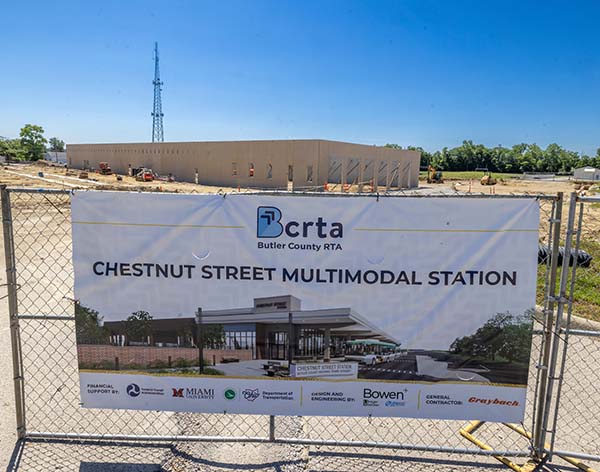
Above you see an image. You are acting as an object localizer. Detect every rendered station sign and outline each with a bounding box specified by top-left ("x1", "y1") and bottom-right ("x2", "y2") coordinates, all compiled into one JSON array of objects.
[{"x1": 72, "y1": 192, "x2": 539, "y2": 422}]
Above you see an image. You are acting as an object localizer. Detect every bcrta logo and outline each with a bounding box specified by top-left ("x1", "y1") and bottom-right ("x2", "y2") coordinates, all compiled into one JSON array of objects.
[
  {"x1": 126, "y1": 384, "x2": 140, "y2": 398},
  {"x1": 256, "y1": 206, "x2": 344, "y2": 239},
  {"x1": 257, "y1": 206, "x2": 283, "y2": 238},
  {"x1": 224, "y1": 388, "x2": 237, "y2": 400}
]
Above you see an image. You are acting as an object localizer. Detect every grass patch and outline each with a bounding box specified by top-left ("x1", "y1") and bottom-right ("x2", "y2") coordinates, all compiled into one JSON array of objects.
[
  {"x1": 570, "y1": 240, "x2": 600, "y2": 322},
  {"x1": 537, "y1": 238, "x2": 600, "y2": 322},
  {"x1": 419, "y1": 171, "x2": 521, "y2": 180}
]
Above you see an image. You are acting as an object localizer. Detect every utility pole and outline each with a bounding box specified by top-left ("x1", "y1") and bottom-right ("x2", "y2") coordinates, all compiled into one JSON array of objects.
[{"x1": 151, "y1": 42, "x2": 164, "y2": 143}]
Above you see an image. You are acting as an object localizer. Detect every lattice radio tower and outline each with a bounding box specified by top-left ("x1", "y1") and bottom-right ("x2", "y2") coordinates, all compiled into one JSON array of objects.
[{"x1": 151, "y1": 42, "x2": 164, "y2": 142}]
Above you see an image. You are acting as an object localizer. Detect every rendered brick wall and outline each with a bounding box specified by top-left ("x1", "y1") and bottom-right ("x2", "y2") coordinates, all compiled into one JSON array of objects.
[{"x1": 78, "y1": 344, "x2": 252, "y2": 367}]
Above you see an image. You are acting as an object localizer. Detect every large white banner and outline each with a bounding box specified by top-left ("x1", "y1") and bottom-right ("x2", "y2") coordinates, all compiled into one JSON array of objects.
[{"x1": 72, "y1": 192, "x2": 539, "y2": 422}]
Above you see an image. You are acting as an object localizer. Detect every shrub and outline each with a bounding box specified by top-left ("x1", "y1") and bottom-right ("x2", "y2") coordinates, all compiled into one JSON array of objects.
[
  {"x1": 147, "y1": 359, "x2": 168, "y2": 369},
  {"x1": 173, "y1": 357, "x2": 192, "y2": 368}
]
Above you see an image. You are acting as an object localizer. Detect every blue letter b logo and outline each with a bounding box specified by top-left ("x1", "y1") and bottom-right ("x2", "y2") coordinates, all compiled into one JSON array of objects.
[{"x1": 257, "y1": 206, "x2": 283, "y2": 238}]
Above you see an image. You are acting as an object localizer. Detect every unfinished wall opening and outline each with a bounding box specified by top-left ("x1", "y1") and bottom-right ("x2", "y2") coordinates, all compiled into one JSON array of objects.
[
  {"x1": 306, "y1": 165, "x2": 313, "y2": 183},
  {"x1": 389, "y1": 160, "x2": 400, "y2": 189},
  {"x1": 232, "y1": 162, "x2": 238, "y2": 176},
  {"x1": 346, "y1": 158, "x2": 360, "y2": 188},
  {"x1": 327, "y1": 156, "x2": 342, "y2": 185},
  {"x1": 378, "y1": 161, "x2": 388, "y2": 188},
  {"x1": 288, "y1": 165, "x2": 294, "y2": 191},
  {"x1": 267, "y1": 163, "x2": 272, "y2": 179},
  {"x1": 249, "y1": 163, "x2": 255, "y2": 177},
  {"x1": 362, "y1": 159, "x2": 374, "y2": 192},
  {"x1": 399, "y1": 161, "x2": 411, "y2": 188}
]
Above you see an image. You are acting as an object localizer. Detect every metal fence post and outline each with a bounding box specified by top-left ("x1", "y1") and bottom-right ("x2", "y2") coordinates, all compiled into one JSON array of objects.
[
  {"x1": 1, "y1": 185, "x2": 26, "y2": 439},
  {"x1": 269, "y1": 415, "x2": 276, "y2": 442},
  {"x1": 536, "y1": 192, "x2": 577, "y2": 458},
  {"x1": 532, "y1": 192, "x2": 562, "y2": 459},
  {"x1": 546, "y1": 194, "x2": 585, "y2": 459}
]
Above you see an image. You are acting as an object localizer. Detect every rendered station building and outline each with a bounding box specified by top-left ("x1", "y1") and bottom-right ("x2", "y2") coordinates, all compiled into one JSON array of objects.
[
  {"x1": 66, "y1": 139, "x2": 420, "y2": 191},
  {"x1": 104, "y1": 295, "x2": 398, "y2": 362}
]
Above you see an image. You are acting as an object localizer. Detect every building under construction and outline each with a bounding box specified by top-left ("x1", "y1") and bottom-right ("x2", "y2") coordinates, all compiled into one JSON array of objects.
[{"x1": 66, "y1": 139, "x2": 420, "y2": 191}]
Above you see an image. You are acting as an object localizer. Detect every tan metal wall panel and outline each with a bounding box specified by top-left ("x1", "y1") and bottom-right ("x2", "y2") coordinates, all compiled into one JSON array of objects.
[{"x1": 66, "y1": 140, "x2": 420, "y2": 190}]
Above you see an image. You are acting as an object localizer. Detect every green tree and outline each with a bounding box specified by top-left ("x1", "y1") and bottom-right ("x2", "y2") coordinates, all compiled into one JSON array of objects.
[
  {"x1": 75, "y1": 303, "x2": 108, "y2": 345},
  {"x1": 121, "y1": 310, "x2": 153, "y2": 345},
  {"x1": 48, "y1": 137, "x2": 65, "y2": 152},
  {"x1": 199, "y1": 324, "x2": 225, "y2": 348},
  {"x1": 19, "y1": 124, "x2": 47, "y2": 160},
  {"x1": 0, "y1": 137, "x2": 26, "y2": 162},
  {"x1": 450, "y1": 312, "x2": 533, "y2": 364}
]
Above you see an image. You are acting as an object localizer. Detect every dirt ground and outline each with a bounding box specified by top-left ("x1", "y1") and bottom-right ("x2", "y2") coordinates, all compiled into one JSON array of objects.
[{"x1": 1, "y1": 165, "x2": 599, "y2": 471}]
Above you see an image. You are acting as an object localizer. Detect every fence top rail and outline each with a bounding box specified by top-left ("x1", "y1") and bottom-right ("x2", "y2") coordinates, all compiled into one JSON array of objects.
[
  {"x1": 576, "y1": 195, "x2": 600, "y2": 203},
  {"x1": 3, "y1": 186, "x2": 560, "y2": 200},
  {"x1": 561, "y1": 328, "x2": 600, "y2": 338}
]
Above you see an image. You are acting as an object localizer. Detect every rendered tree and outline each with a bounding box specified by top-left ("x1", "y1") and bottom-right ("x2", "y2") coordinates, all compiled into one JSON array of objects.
[
  {"x1": 121, "y1": 311, "x2": 153, "y2": 345},
  {"x1": 75, "y1": 303, "x2": 108, "y2": 345}
]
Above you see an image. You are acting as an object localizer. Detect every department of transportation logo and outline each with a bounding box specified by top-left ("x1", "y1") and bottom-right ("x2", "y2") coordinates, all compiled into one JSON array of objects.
[
  {"x1": 242, "y1": 388, "x2": 260, "y2": 402},
  {"x1": 126, "y1": 384, "x2": 141, "y2": 398},
  {"x1": 224, "y1": 388, "x2": 237, "y2": 400},
  {"x1": 257, "y1": 206, "x2": 283, "y2": 238}
]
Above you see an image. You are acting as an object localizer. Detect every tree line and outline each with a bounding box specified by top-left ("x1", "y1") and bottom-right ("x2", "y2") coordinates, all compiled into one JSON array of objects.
[
  {"x1": 387, "y1": 141, "x2": 600, "y2": 173},
  {"x1": 75, "y1": 304, "x2": 225, "y2": 348},
  {"x1": 449, "y1": 312, "x2": 533, "y2": 364},
  {"x1": 0, "y1": 124, "x2": 64, "y2": 161}
]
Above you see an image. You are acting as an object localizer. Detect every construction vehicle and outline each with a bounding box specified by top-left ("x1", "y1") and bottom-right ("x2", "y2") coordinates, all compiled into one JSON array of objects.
[
  {"x1": 135, "y1": 168, "x2": 155, "y2": 182},
  {"x1": 480, "y1": 171, "x2": 497, "y2": 185},
  {"x1": 98, "y1": 162, "x2": 113, "y2": 175},
  {"x1": 427, "y1": 165, "x2": 444, "y2": 184}
]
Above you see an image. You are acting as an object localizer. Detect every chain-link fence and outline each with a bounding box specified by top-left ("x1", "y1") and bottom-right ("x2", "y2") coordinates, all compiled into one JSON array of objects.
[
  {"x1": 543, "y1": 192, "x2": 600, "y2": 465},
  {"x1": 4, "y1": 186, "x2": 595, "y2": 471}
]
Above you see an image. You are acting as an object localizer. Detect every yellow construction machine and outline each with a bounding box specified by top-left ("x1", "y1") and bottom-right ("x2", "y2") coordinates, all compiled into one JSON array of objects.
[
  {"x1": 480, "y1": 171, "x2": 497, "y2": 185},
  {"x1": 427, "y1": 165, "x2": 444, "y2": 184}
]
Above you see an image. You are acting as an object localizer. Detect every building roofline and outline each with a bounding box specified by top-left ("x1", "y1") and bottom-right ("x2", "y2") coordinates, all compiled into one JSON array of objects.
[{"x1": 65, "y1": 139, "x2": 418, "y2": 152}]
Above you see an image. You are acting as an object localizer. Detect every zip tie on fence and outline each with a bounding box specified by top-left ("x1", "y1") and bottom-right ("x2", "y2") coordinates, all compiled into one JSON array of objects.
[{"x1": 62, "y1": 296, "x2": 79, "y2": 304}]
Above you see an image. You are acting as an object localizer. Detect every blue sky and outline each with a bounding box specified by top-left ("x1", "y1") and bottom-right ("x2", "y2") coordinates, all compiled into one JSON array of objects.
[{"x1": 1, "y1": 1, "x2": 599, "y2": 154}]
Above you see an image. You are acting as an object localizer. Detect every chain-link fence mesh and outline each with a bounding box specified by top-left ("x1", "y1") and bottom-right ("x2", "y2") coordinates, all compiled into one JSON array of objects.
[
  {"x1": 3, "y1": 188, "x2": 576, "y2": 470},
  {"x1": 547, "y1": 194, "x2": 600, "y2": 463}
]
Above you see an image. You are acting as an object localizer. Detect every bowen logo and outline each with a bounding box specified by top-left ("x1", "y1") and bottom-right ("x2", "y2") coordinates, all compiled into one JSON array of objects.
[{"x1": 256, "y1": 206, "x2": 343, "y2": 239}]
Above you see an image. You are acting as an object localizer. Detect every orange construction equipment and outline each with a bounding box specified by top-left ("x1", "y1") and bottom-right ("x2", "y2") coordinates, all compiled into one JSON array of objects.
[
  {"x1": 98, "y1": 162, "x2": 113, "y2": 175},
  {"x1": 135, "y1": 168, "x2": 155, "y2": 182}
]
